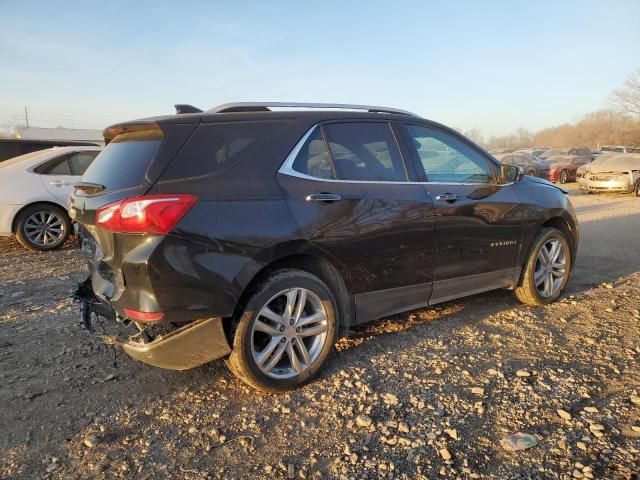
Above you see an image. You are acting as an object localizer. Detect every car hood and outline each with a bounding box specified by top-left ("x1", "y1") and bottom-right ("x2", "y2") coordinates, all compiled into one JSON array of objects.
[
  {"x1": 524, "y1": 175, "x2": 568, "y2": 193},
  {"x1": 581, "y1": 154, "x2": 640, "y2": 173}
]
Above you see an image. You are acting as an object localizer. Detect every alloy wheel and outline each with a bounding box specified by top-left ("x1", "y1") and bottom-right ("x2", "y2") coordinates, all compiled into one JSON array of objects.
[
  {"x1": 23, "y1": 210, "x2": 65, "y2": 247},
  {"x1": 534, "y1": 239, "x2": 566, "y2": 297},
  {"x1": 559, "y1": 170, "x2": 568, "y2": 184},
  {"x1": 251, "y1": 287, "x2": 328, "y2": 379}
]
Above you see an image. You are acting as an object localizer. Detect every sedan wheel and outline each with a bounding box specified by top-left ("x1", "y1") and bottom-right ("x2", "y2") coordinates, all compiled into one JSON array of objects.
[
  {"x1": 24, "y1": 211, "x2": 65, "y2": 247},
  {"x1": 15, "y1": 204, "x2": 71, "y2": 251},
  {"x1": 559, "y1": 170, "x2": 568, "y2": 184}
]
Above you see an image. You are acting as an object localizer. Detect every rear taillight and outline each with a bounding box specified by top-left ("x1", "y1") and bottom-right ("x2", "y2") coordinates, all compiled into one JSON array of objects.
[{"x1": 96, "y1": 194, "x2": 197, "y2": 234}]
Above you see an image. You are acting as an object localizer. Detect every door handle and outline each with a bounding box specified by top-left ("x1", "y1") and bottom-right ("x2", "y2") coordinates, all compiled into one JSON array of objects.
[
  {"x1": 49, "y1": 180, "x2": 72, "y2": 187},
  {"x1": 435, "y1": 193, "x2": 460, "y2": 203},
  {"x1": 305, "y1": 193, "x2": 342, "y2": 203}
]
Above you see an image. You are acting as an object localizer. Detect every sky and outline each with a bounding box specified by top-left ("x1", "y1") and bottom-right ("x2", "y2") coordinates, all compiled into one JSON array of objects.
[{"x1": 1, "y1": 0, "x2": 638, "y2": 137}]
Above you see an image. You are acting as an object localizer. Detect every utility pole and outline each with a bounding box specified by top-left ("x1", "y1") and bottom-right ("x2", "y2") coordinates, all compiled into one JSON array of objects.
[{"x1": 24, "y1": 107, "x2": 29, "y2": 127}]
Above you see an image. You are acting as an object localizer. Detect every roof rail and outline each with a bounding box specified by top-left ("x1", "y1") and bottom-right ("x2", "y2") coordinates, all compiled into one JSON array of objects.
[{"x1": 206, "y1": 102, "x2": 419, "y2": 117}]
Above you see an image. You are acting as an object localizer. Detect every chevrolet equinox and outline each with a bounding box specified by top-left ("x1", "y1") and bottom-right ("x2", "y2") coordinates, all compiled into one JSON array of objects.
[{"x1": 71, "y1": 102, "x2": 579, "y2": 392}]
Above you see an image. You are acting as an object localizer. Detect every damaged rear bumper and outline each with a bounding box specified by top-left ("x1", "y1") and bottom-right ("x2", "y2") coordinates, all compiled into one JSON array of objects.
[
  {"x1": 74, "y1": 278, "x2": 231, "y2": 371},
  {"x1": 120, "y1": 318, "x2": 231, "y2": 370}
]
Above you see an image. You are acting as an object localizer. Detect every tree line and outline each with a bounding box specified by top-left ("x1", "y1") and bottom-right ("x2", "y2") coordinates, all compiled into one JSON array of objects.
[{"x1": 463, "y1": 70, "x2": 640, "y2": 151}]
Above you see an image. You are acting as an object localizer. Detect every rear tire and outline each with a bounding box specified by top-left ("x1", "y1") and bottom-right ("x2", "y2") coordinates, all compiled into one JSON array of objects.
[
  {"x1": 634, "y1": 179, "x2": 640, "y2": 197},
  {"x1": 514, "y1": 228, "x2": 572, "y2": 306},
  {"x1": 15, "y1": 204, "x2": 71, "y2": 251},
  {"x1": 226, "y1": 269, "x2": 338, "y2": 392}
]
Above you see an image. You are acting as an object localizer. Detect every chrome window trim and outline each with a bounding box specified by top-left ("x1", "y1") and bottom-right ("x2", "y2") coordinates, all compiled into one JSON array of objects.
[{"x1": 278, "y1": 125, "x2": 505, "y2": 187}]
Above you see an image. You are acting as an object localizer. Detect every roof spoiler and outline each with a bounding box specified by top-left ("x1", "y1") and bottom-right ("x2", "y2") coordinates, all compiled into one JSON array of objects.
[{"x1": 174, "y1": 104, "x2": 203, "y2": 114}]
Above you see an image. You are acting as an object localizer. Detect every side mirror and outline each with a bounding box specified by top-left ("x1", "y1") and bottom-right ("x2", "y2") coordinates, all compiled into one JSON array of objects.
[{"x1": 500, "y1": 165, "x2": 524, "y2": 184}]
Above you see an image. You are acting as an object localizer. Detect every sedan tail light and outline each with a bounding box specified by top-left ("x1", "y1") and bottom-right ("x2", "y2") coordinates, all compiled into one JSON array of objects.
[{"x1": 96, "y1": 194, "x2": 197, "y2": 234}]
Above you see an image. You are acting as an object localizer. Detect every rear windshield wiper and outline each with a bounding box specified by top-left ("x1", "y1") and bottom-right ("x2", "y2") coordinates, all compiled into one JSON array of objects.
[{"x1": 74, "y1": 182, "x2": 106, "y2": 195}]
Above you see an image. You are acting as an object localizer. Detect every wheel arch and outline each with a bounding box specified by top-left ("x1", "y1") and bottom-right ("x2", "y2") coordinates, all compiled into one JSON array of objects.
[
  {"x1": 542, "y1": 216, "x2": 576, "y2": 258},
  {"x1": 223, "y1": 253, "x2": 353, "y2": 345},
  {"x1": 11, "y1": 200, "x2": 70, "y2": 233}
]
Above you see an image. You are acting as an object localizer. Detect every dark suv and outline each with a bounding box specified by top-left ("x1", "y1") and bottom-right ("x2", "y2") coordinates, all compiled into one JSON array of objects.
[{"x1": 71, "y1": 102, "x2": 578, "y2": 392}]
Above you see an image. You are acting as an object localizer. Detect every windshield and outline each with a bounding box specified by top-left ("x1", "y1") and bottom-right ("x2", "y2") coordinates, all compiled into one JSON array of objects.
[{"x1": 541, "y1": 148, "x2": 570, "y2": 158}]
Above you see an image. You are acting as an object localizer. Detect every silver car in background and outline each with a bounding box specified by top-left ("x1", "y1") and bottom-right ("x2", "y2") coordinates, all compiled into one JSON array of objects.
[
  {"x1": 577, "y1": 153, "x2": 640, "y2": 196},
  {"x1": 493, "y1": 153, "x2": 550, "y2": 177}
]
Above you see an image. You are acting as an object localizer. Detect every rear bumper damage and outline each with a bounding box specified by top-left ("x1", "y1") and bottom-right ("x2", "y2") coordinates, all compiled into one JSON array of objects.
[
  {"x1": 74, "y1": 277, "x2": 231, "y2": 370},
  {"x1": 121, "y1": 318, "x2": 231, "y2": 370}
]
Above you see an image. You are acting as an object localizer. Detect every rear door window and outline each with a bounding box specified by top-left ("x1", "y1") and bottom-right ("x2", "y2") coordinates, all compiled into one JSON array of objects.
[
  {"x1": 322, "y1": 122, "x2": 407, "y2": 181},
  {"x1": 292, "y1": 128, "x2": 335, "y2": 179},
  {"x1": 45, "y1": 157, "x2": 72, "y2": 175},
  {"x1": 81, "y1": 130, "x2": 162, "y2": 191},
  {"x1": 68, "y1": 151, "x2": 98, "y2": 175}
]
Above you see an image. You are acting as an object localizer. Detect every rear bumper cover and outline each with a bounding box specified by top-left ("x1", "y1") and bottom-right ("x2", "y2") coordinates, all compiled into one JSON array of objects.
[
  {"x1": 0, "y1": 203, "x2": 23, "y2": 236},
  {"x1": 75, "y1": 277, "x2": 231, "y2": 370},
  {"x1": 121, "y1": 318, "x2": 231, "y2": 370}
]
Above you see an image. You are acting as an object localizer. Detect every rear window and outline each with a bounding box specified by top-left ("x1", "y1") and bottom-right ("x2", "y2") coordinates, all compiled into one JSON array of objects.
[
  {"x1": 81, "y1": 130, "x2": 162, "y2": 191},
  {"x1": 161, "y1": 120, "x2": 290, "y2": 179}
]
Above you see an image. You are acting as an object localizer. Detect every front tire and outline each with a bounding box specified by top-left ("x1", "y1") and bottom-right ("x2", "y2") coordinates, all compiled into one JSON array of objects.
[
  {"x1": 15, "y1": 204, "x2": 71, "y2": 251},
  {"x1": 634, "y1": 179, "x2": 640, "y2": 197},
  {"x1": 558, "y1": 170, "x2": 569, "y2": 184},
  {"x1": 514, "y1": 228, "x2": 572, "y2": 306},
  {"x1": 226, "y1": 269, "x2": 338, "y2": 392}
]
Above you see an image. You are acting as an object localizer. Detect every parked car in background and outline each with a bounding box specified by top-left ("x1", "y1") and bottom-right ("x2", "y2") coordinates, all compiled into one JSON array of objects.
[
  {"x1": 493, "y1": 153, "x2": 549, "y2": 177},
  {"x1": 71, "y1": 102, "x2": 578, "y2": 392},
  {"x1": 577, "y1": 153, "x2": 640, "y2": 196},
  {"x1": 514, "y1": 148, "x2": 548, "y2": 158},
  {"x1": 599, "y1": 145, "x2": 640, "y2": 154},
  {"x1": 489, "y1": 148, "x2": 517, "y2": 155},
  {"x1": 539, "y1": 147, "x2": 593, "y2": 184},
  {"x1": 0, "y1": 146, "x2": 100, "y2": 250}
]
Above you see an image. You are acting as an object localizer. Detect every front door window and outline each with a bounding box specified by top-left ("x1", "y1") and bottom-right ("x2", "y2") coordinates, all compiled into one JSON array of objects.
[{"x1": 405, "y1": 125, "x2": 494, "y2": 184}]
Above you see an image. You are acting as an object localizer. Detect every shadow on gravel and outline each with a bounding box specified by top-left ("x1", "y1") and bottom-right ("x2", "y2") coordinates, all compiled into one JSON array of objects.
[{"x1": 570, "y1": 211, "x2": 640, "y2": 294}]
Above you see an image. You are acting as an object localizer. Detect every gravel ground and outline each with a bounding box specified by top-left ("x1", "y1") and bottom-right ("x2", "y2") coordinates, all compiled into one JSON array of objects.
[{"x1": 0, "y1": 185, "x2": 639, "y2": 479}]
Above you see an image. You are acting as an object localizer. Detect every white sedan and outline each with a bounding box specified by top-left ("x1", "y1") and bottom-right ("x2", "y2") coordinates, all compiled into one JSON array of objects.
[{"x1": 0, "y1": 146, "x2": 100, "y2": 250}]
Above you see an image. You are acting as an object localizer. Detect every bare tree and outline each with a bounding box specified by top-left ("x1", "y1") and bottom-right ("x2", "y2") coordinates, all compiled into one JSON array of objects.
[
  {"x1": 611, "y1": 69, "x2": 640, "y2": 116},
  {"x1": 463, "y1": 128, "x2": 485, "y2": 145}
]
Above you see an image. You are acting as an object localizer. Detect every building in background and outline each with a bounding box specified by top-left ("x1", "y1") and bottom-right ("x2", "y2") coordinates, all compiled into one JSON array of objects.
[
  {"x1": 0, "y1": 126, "x2": 103, "y2": 162},
  {"x1": 15, "y1": 127, "x2": 104, "y2": 146}
]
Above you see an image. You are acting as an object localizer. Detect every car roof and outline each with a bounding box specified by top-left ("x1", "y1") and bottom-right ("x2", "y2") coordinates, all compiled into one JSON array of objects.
[{"x1": 0, "y1": 146, "x2": 101, "y2": 170}]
